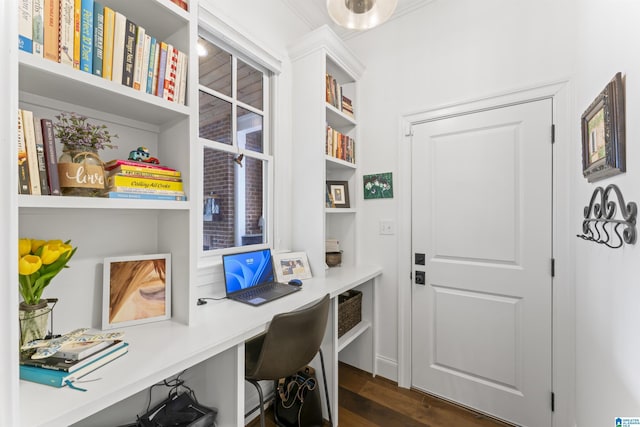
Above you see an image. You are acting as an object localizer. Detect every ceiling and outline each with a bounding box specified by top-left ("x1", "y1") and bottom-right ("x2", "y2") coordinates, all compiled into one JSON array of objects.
[{"x1": 280, "y1": 0, "x2": 434, "y2": 40}]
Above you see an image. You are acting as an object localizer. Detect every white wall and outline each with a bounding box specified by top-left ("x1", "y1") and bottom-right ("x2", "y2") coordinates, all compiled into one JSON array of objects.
[{"x1": 574, "y1": 1, "x2": 640, "y2": 425}]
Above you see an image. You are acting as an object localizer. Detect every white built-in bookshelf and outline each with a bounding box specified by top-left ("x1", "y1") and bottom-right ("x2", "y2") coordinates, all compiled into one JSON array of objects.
[
  {"x1": 8, "y1": 0, "x2": 208, "y2": 425},
  {"x1": 3, "y1": 6, "x2": 380, "y2": 425},
  {"x1": 289, "y1": 26, "x2": 364, "y2": 277},
  {"x1": 17, "y1": 0, "x2": 196, "y2": 330},
  {"x1": 289, "y1": 27, "x2": 376, "y2": 375}
]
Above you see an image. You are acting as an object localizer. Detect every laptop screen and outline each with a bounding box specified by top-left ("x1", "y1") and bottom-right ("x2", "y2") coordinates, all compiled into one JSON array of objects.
[{"x1": 222, "y1": 249, "x2": 275, "y2": 294}]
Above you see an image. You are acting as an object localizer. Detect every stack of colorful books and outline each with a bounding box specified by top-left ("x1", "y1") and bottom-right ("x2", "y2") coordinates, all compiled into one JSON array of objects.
[
  {"x1": 20, "y1": 339, "x2": 129, "y2": 389},
  {"x1": 103, "y1": 159, "x2": 186, "y2": 201}
]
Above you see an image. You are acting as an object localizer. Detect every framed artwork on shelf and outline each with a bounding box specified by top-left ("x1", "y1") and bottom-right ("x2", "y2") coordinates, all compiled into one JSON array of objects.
[
  {"x1": 326, "y1": 180, "x2": 350, "y2": 208},
  {"x1": 581, "y1": 72, "x2": 626, "y2": 183},
  {"x1": 363, "y1": 172, "x2": 394, "y2": 199},
  {"x1": 272, "y1": 252, "x2": 312, "y2": 282},
  {"x1": 102, "y1": 253, "x2": 171, "y2": 330}
]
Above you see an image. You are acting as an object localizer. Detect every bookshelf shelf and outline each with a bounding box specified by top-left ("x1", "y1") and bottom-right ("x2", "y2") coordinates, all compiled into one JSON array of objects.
[
  {"x1": 18, "y1": 194, "x2": 191, "y2": 211},
  {"x1": 97, "y1": 0, "x2": 190, "y2": 41},
  {"x1": 325, "y1": 207, "x2": 356, "y2": 214},
  {"x1": 326, "y1": 103, "x2": 356, "y2": 128},
  {"x1": 338, "y1": 320, "x2": 371, "y2": 352},
  {"x1": 326, "y1": 155, "x2": 357, "y2": 170},
  {"x1": 19, "y1": 53, "x2": 189, "y2": 125}
]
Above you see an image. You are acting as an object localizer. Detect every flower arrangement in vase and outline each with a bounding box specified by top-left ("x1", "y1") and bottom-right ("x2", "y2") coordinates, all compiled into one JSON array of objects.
[
  {"x1": 18, "y1": 238, "x2": 77, "y2": 346},
  {"x1": 54, "y1": 112, "x2": 118, "y2": 196}
]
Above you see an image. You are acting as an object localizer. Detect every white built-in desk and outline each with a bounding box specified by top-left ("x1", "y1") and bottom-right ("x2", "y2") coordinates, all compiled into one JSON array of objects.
[{"x1": 20, "y1": 265, "x2": 381, "y2": 427}]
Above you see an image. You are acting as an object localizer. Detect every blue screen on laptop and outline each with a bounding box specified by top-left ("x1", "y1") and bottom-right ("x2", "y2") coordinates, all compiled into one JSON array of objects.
[{"x1": 223, "y1": 249, "x2": 275, "y2": 293}]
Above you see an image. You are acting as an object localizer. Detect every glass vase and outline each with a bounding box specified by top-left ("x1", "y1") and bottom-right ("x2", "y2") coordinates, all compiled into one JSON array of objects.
[
  {"x1": 19, "y1": 300, "x2": 51, "y2": 349},
  {"x1": 58, "y1": 146, "x2": 106, "y2": 197}
]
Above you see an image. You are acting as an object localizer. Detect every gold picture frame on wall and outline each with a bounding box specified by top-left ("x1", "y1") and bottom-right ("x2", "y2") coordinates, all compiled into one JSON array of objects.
[{"x1": 581, "y1": 72, "x2": 626, "y2": 183}]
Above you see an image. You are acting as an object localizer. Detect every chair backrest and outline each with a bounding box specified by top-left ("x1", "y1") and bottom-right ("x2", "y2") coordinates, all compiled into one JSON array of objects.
[{"x1": 246, "y1": 294, "x2": 330, "y2": 380}]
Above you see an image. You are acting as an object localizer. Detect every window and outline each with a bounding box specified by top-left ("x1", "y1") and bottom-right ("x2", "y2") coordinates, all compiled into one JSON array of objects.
[{"x1": 198, "y1": 35, "x2": 271, "y2": 252}]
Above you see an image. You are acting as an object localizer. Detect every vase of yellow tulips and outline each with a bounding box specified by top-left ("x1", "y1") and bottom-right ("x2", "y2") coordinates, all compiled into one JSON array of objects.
[{"x1": 18, "y1": 238, "x2": 77, "y2": 347}]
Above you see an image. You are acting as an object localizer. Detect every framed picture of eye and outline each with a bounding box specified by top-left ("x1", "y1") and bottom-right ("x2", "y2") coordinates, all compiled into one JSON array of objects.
[
  {"x1": 102, "y1": 253, "x2": 171, "y2": 330},
  {"x1": 581, "y1": 72, "x2": 626, "y2": 183}
]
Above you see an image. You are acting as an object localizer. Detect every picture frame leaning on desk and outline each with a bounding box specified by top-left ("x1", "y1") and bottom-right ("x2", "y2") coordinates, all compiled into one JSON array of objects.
[{"x1": 272, "y1": 252, "x2": 312, "y2": 282}]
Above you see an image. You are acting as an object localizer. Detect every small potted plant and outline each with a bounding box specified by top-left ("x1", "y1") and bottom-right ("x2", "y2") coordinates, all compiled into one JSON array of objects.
[
  {"x1": 18, "y1": 238, "x2": 77, "y2": 346},
  {"x1": 54, "y1": 112, "x2": 118, "y2": 196}
]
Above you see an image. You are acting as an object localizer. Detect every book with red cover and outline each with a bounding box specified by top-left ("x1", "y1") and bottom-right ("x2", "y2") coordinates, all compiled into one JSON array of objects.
[{"x1": 104, "y1": 158, "x2": 177, "y2": 172}]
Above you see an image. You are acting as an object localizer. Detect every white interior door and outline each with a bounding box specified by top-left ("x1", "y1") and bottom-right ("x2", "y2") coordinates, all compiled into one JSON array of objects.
[{"x1": 410, "y1": 99, "x2": 553, "y2": 426}]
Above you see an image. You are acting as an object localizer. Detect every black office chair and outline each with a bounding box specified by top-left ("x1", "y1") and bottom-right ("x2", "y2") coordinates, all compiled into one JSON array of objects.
[{"x1": 245, "y1": 294, "x2": 332, "y2": 427}]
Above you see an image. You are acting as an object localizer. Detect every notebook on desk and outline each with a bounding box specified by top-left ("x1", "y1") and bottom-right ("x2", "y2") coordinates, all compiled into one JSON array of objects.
[{"x1": 222, "y1": 248, "x2": 301, "y2": 306}]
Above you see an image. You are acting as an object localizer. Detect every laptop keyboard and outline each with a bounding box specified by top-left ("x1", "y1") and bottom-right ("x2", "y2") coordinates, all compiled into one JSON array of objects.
[{"x1": 236, "y1": 282, "x2": 289, "y2": 301}]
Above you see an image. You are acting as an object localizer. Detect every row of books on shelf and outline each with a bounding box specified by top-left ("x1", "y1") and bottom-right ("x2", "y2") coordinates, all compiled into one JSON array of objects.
[
  {"x1": 326, "y1": 73, "x2": 354, "y2": 118},
  {"x1": 18, "y1": 108, "x2": 60, "y2": 196},
  {"x1": 20, "y1": 338, "x2": 129, "y2": 388},
  {"x1": 326, "y1": 125, "x2": 356, "y2": 164},
  {"x1": 17, "y1": 108, "x2": 186, "y2": 200},
  {"x1": 18, "y1": 0, "x2": 188, "y2": 105}
]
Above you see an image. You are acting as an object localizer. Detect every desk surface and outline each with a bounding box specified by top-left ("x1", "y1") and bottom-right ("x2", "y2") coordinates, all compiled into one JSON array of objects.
[{"x1": 20, "y1": 265, "x2": 382, "y2": 427}]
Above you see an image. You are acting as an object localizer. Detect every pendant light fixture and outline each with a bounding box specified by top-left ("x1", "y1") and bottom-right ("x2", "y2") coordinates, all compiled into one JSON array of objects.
[{"x1": 327, "y1": 0, "x2": 398, "y2": 30}]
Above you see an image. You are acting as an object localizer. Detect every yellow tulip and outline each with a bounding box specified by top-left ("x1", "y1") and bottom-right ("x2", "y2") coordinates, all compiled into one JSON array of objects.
[
  {"x1": 19, "y1": 238, "x2": 31, "y2": 257},
  {"x1": 31, "y1": 239, "x2": 46, "y2": 253},
  {"x1": 40, "y1": 242, "x2": 68, "y2": 265},
  {"x1": 19, "y1": 255, "x2": 42, "y2": 275},
  {"x1": 18, "y1": 237, "x2": 77, "y2": 305}
]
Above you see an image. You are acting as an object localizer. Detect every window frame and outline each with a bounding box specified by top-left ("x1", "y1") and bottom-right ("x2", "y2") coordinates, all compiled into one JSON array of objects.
[{"x1": 197, "y1": 28, "x2": 275, "y2": 259}]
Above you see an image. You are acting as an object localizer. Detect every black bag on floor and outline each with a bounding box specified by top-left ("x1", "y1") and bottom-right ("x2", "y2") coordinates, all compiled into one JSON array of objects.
[
  {"x1": 135, "y1": 391, "x2": 217, "y2": 427},
  {"x1": 274, "y1": 366, "x2": 323, "y2": 427}
]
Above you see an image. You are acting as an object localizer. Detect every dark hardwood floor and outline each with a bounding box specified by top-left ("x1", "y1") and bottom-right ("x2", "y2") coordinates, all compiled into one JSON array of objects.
[{"x1": 247, "y1": 362, "x2": 513, "y2": 427}]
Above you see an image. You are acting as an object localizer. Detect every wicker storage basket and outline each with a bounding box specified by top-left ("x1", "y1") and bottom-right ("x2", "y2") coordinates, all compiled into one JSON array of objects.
[{"x1": 338, "y1": 290, "x2": 362, "y2": 338}]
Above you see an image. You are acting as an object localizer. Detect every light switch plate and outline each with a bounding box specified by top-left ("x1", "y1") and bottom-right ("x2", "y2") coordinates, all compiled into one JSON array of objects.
[{"x1": 379, "y1": 220, "x2": 395, "y2": 235}]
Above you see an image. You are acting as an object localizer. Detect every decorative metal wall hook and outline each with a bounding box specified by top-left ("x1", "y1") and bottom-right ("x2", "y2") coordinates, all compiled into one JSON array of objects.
[{"x1": 577, "y1": 184, "x2": 637, "y2": 248}]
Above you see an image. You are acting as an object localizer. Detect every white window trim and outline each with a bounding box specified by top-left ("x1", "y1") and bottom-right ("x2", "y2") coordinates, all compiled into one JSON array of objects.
[{"x1": 198, "y1": 6, "x2": 281, "y2": 262}]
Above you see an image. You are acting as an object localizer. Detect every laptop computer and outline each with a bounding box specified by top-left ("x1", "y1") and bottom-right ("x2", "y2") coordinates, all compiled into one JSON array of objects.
[{"x1": 222, "y1": 248, "x2": 301, "y2": 306}]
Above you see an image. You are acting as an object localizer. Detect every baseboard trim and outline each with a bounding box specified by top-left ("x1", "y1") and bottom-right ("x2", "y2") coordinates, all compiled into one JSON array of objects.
[{"x1": 375, "y1": 355, "x2": 398, "y2": 383}]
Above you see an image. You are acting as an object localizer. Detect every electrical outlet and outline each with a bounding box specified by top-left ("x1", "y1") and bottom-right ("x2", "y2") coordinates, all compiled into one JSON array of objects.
[{"x1": 379, "y1": 220, "x2": 395, "y2": 235}]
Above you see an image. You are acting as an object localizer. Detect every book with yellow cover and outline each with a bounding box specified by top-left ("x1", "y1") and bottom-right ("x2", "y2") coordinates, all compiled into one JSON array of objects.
[
  {"x1": 107, "y1": 175, "x2": 183, "y2": 192},
  {"x1": 43, "y1": 0, "x2": 60, "y2": 62},
  {"x1": 73, "y1": 0, "x2": 81, "y2": 69},
  {"x1": 102, "y1": 6, "x2": 115, "y2": 79}
]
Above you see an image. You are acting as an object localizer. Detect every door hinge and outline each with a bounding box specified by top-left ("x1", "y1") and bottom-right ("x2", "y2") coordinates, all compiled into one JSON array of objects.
[
  {"x1": 409, "y1": 271, "x2": 412, "y2": 280},
  {"x1": 551, "y1": 258, "x2": 555, "y2": 277},
  {"x1": 551, "y1": 392, "x2": 555, "y2": 412},
  {"x1": 551, "y1": 124, "x2": 556, "y2": 143}
]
